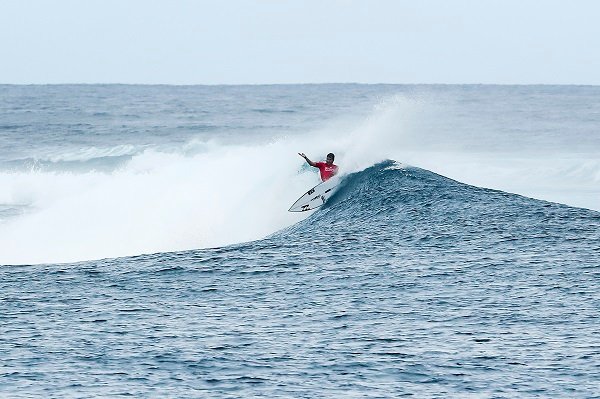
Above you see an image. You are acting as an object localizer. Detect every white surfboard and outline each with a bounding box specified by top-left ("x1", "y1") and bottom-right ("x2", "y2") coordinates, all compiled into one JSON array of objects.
[{"x1": 288, "y1": 176, "x2": 340, "y2": 212}]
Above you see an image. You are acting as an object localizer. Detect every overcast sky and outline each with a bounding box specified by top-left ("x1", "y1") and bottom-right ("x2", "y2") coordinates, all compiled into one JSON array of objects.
[{"x1": 2, "y1": 0, "x2": 599, "y2": 85}]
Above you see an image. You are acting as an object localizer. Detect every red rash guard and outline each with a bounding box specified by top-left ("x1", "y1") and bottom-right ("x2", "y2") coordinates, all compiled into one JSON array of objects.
[{"x1": 315, "y1": 162, "x2": 338, "y2": 182}]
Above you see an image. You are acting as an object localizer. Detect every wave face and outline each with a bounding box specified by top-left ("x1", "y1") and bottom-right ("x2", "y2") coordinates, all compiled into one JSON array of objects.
[
  {"x1": 1, "y1": 162, "x2": 599, "y2": 397},
  {"x1": 276, "y1": 161, "x2": 600, "y2": 259}
]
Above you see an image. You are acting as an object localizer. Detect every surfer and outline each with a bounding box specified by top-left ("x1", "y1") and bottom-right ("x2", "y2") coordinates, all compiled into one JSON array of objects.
[{"x1": 298, "y1": 152, "x2": 339, "y2": 182}]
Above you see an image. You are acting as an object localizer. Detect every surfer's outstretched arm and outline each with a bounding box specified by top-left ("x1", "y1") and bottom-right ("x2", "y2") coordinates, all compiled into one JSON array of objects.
[{"x1": 298, "y1": 153, "x2": 316, "y2": 167}]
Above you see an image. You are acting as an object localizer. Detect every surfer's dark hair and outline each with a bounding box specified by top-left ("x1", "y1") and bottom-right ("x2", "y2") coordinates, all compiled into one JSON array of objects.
[{"x1": 327, "y1": 153, "x2": 335, "y2": 160}]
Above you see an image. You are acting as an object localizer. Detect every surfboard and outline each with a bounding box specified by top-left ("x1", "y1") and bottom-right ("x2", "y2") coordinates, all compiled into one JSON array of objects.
[{"x1": 288, "y1": 176, "x2": 340, "y2": 212}]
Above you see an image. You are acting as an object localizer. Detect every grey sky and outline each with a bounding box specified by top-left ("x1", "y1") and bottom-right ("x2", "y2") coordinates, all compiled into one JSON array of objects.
[{"x1": 2, "y1": 0, "x2": 599, "y2": 84}]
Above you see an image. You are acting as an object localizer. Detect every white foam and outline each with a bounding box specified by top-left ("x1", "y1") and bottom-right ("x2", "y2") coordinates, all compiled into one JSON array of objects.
[
  {"x1": 0, "y1": 140, "x2": 318, "y2": 265},
  {"x1": 45, "y1": 144, "x2": 141, "y2": 163}
]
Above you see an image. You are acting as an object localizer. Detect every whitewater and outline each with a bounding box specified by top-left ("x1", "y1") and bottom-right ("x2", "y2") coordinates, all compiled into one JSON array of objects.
[{"x1": 1, "y1": 84, "x2": 599, "y2": 397}]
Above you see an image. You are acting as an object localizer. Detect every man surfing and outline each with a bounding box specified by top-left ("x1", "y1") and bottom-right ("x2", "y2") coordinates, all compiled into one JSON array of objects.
[{"x1": 298, "y1": 152, "x2": 338, "y2": 182}]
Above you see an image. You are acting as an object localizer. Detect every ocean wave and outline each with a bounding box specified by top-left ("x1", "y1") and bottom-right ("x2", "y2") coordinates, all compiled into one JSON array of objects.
[
  {"x1": 273, "y1": 161, "x2": 600, "y2": 255},
  {"x1": 0, "y1": 145, "x2": 148, "y2": 173},
  {"x1": 2, "y1": 158, "x2": 598, "y2": 266},
  {"x1": 2, "y1": 85, "x2": 600, "y2": 265}
]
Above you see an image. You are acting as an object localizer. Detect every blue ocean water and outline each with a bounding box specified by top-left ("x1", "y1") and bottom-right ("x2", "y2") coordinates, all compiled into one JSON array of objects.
[{"x1": 1, "y1": 85, "x2": 599, "y2": 397}]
